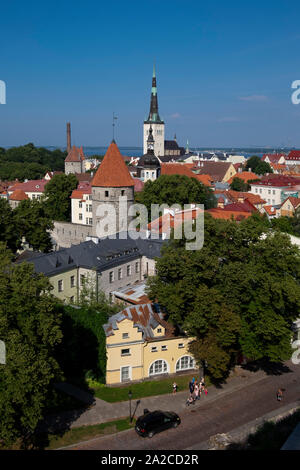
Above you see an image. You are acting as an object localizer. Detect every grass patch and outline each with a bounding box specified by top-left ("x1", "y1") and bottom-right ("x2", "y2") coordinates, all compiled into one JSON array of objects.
[
  {"x1": 0, "y1": 418, "x2": 135, "y2": 450},
  {"x1": 88, "y1": 373, "x2": 210, "y2": 403},
  {"x1": 45, "y1": 417, "x2": 134, "y2": 450}
]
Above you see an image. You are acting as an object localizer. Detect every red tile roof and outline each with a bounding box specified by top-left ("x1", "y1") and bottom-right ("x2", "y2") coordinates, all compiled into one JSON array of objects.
[
  {"x1": 65, "y1": 145, "x2": 85, "y2": 163},
  {"x1": 8, "y1": 179, "x2": 48, "y2": 193},
  {"x1": 133, "y1": 178, "x2": 144, "y2": 192},
  {"x1": 223, "y1": 200, "x2": 257, "y2": 213},
  {"x1": 161, "y1": 163, "x2": 196, "y2": 177},
  {"x1": 253, "y1": 174, "x2": 300, "y2": 187},
  {"x1": 228, "y1": 171, "x2": 259, "y2": 184},
  {"x1": 286, "y1": 150, "x2": 300, "y2": 161},
  {"x1": 91, "y1": 141, "x2": 134, "y2": 187},
  {"x1": 195, "y1": 161, "x2": 234, "y2": 182},
  {"x1": 263, "y1": 205, "x2": 277, "y2": 216},
  {"x1": 9, "y1": 189, "x2": 29, "y2": 201},
  {"x1": 262, "y1": 153, "x2": 286, "y2": 163},
  {"x1": 161, "y1": 163, "x2": 212, "y2": 186},
  {"x1": 206, "y1": 208, "x2": 252, "y2": 220},
  {"x1": 226, "y1": 190, "x2": 266, "y2": 206},
  {"x1": 194, "y1": 174, "x2": 212, "y2": 186},
  {"x1": 282, "y1": 196, "x2": 300, "y2": 209}
]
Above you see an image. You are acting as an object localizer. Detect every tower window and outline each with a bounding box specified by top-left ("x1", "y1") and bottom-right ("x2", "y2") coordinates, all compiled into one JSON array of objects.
[
  {"x1": 105, "y1": 191, "x2": 109, "y2": 197},
  {"x1": 121, "y1": 190, "x2": 125, "y2": 196}
]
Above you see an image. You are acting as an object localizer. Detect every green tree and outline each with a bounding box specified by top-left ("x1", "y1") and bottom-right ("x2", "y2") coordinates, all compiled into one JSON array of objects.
[
  {"x1": 43, "y1": 173, "x2": 78, "y2": 222},
  {"x1": 0, "y1": 199, "x2": 20, "y2": 252},
  {"x1": 230, "y1": 177, "x2": 249, "y2": 192},
  {"x1": 255, "y1": 161, "x2": 273, "y2": 175},
  {"x1": 0, "y1": 143, "x2": 66, "y2": 181},
  {"x1": 245, "y1": 156, "x2": 273, "y2": 175},
  {"x1": 271, "y1": 216, "x2": 296, "y2": 236},
  {"x1": 135, "y1": 174, "x2": 216, "y2": 220},
  {"x1": 147, "y1": 214, "x2": 300, "y2": 380},
  {"x1": 245, "y1": 156, "x2": 261, "y2": 172},
  {"x1": 0, "y1": 244, "x2": 63, "y2": 446},
  {"x1": 14, "y1": 199, "x2": 54, "y2": 252}
]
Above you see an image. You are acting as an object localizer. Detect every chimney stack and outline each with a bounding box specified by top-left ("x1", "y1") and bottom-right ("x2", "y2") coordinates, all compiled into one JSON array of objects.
[{"x1": 67, "y1": 122, "x2": 71, "y2": 153}]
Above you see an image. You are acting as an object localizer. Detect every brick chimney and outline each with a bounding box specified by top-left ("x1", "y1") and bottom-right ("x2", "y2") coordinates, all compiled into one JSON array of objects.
[{"x1": 67, "y1": 122, "x2": 71, "y2": 153}]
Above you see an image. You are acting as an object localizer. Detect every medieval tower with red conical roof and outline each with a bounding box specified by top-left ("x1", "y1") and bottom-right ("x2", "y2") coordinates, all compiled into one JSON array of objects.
[{"x1": 91, "y1": 140, "x2": 135, "y2": 237}]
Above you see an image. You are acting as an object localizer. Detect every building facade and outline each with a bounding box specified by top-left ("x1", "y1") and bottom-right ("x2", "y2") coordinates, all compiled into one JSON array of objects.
[
  {"x1": 103, "y1": 303, "x2": 196, "y2": 385},
  {"x1": 20, "y1": 237, "x2": 163, "y2": 303}
]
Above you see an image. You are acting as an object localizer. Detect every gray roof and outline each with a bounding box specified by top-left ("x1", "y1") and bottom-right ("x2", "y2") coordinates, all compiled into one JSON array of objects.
[
  {"x1": 19, "y1": 234, "x2": 165, "y2": 277},
  {"x1": 103, "y1": 303, "x2": 164, "y2": 339}
]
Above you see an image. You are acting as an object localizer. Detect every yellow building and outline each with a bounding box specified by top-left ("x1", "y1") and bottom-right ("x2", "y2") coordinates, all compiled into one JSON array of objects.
[
  {"x1": 280, "y1": 196, "x2": 300, "y2": 217},
  {"x1": 103, "y1": 303, "x2": 196, "y2": 385}
]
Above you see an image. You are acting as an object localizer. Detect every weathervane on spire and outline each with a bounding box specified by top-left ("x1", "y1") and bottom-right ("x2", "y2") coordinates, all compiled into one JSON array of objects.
[{"x1": 112, "y1": 112, "x2": 118, "y2": 142}]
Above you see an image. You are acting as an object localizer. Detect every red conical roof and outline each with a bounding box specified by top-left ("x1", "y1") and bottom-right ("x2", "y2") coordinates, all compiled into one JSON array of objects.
[
  {"x1": 91, "y1": 141, "x2": 134, "y2": 187},
  {"x1": 65, "y1": 145, "x2": 82, "y2": 162}
]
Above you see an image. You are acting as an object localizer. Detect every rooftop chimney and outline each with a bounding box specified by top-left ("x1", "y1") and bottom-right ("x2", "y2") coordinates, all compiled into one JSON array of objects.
[{"x1": 67, "y1": 122, "x2": 71, "y2": 153}]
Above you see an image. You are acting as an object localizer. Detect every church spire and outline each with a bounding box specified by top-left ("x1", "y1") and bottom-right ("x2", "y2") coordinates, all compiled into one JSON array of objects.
[{"x1": 145, "y1": 64, "x2": 163, "y2": 124}]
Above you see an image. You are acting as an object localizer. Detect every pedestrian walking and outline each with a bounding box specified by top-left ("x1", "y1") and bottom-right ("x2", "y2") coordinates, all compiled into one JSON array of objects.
[
  {"x1": 172, "y1": 382, "x2": 178, "y2": 394},
  {"x1": 277, "y1": 388, "x2": 283, "y2": 401},
  {"x1": 204, "y1": 387, "x2": 208, "y2": 397},
  {"x1": 194, "y1": 382, "x2": 200, "y2": 400},
  {"x1": 186, "y1": 394, "x2": 195, "y2": 406},
  {"x1": 189, "y1": 380, "x2": 194, "y2": 394}
]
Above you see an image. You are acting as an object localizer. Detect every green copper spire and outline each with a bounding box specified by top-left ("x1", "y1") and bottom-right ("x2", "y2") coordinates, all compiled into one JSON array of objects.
[{"x1": 145, "y1": 64, "x2": 163, "y2": 124}]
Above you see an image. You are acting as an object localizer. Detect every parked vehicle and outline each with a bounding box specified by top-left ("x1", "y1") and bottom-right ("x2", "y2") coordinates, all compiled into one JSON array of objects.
[{"x1": 135, "y1": 409, "x2": 181, "y2": 438}]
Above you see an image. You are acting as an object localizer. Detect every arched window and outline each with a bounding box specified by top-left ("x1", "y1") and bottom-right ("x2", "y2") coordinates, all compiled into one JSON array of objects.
[
  {"x1": 176, "y1": 356, "x2": 195, "y2": 372},
  {"x1": 149, "y1": 359, "x2": 168, "y2": 376}
]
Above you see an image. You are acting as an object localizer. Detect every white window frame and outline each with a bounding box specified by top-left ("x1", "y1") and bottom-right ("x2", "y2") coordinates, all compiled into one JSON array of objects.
[
  {"x1": 149, "y1": 359, "x2": 169, "y2": 376},
  {"x1": 120, "y1": 365, "x2": 131, "y2": 382},
  {"x1": 176, "y1": 355, "x2": 195, "y2": 372}
]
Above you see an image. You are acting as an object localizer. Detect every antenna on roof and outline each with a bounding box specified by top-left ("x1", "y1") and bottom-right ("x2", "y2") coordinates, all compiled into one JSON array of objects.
[{"x1": 112, "y1": 112, "x2": 118, "y2": 143}]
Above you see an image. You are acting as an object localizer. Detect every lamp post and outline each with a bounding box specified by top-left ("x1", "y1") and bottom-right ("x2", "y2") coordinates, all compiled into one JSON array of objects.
[{"x1": 128, "y1": 389, "x2": 132, "y2": 422}]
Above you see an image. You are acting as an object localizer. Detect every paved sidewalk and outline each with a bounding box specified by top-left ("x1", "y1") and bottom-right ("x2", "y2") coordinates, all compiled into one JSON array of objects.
[{"x1": 41, "y1": 367, "x2": 267, "y2": 432}]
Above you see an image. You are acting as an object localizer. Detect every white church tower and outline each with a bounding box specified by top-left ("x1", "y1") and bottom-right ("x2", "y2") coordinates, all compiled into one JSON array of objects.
[{"x1": 143, "y1": 65, "x2": 165, "y2": 157}]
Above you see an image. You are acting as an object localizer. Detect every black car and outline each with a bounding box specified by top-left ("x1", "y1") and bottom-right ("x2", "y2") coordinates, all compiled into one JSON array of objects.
[{"x1": 135, "y1": 409, "x2": 181, "y2": 438}]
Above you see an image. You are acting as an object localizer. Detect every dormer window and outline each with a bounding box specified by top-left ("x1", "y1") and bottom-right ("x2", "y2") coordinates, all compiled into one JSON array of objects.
[
  {"x1": 122, "y1": 333, "x2": 129, "y2": 339},
  {"x1": 151, "y1": 346, "x2": 157, "y2": 352},
  {"x1": 157, "y1": 328, "x2": 162, "y2": 333}
]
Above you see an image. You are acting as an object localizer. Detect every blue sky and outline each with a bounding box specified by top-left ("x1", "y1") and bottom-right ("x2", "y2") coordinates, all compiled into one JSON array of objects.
[{"x1": 1, "y1": 0, "x2": 300, "y2": 148}]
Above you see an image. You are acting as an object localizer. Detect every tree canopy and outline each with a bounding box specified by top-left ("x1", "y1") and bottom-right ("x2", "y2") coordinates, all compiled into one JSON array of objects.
[
  {"x1": 0, "y1": 199, "x2": 53, "y2": 254},
  {"x1": 14, "y1": 199, "x2": 54, "y2": 252},
  {"x1": 0, "y1": 244, "x2": 63, "y2": 445},
  {"x1": 245, "y1": 156, "x2": 273, "y2": 175},
  {"x1": 0, "y1": 143, "x2": 67, "y2": 181},
  {"x1": 135, "y1": 174, "x2": 217, "y2": 219},
  {"x1": 147, "y1": 214, "x2": 300, "y2": 379},
  {"x1": 230, "y1": 176, "x2": 250, "y2": 192},
  {"x1": 43, "y1": 173, "x2": 78, "y2": 222}
]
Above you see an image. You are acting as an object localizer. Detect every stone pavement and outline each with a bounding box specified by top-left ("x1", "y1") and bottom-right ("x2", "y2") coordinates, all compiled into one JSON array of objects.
[
  {"x1": 41, "y1": 366, "x2": 267, "y2": 432},
  {"x1": 59, "y1": 361, "x2": 300, "y2": 450}
]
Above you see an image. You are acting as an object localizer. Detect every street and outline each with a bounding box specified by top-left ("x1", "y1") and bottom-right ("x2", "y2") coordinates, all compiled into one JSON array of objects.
[{"x1": 66, "y1": 361, "x2": 300, "y2": 450}]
